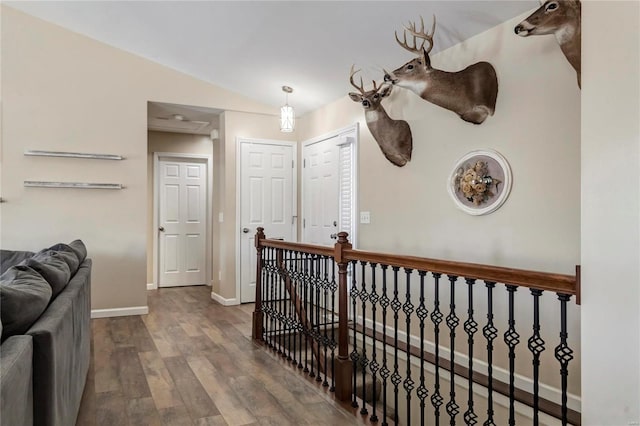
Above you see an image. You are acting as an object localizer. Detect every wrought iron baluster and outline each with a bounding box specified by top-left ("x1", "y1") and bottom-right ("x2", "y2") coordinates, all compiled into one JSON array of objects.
[
  {"x1": 359, "y1": 261, "x2": 369, "y2": 415},
  {"x1": 288, "y1": 250, "x2": 295, "y2": 360},
  {"x1": 402, "y1": 268, "x2": 415, "y2": 426},
  {"x1": 416, "y1": 271, "x2": 429, "y2": 426},
  {"x1": 303, "y1": 253, "x2": 310, "y2": 372},
  {"x1": 504, "y1": 285, "x2": 520, "y2": 426},
  {"x1": 283, "y1": 250, "x2": 290, "y2": 359},
  {"x1": 528, "y1": 289, "x2": 545, "y2": 426},
  {"x1": 278, "y1": 249, "x2": 284, "y2": 356},
  {"x1": 464, "y1": 278, "x2": 478, "y2": 425},
  {"x1": 482, "y1": 281, "x2": 497, "y2": 426},
  {"x1": 330, "y1": 259, "x2": 337, "y2": 392},
  {"x1": 316, "y1": 255, "x2": 323, "y2": 382},
  {"x1": 297, "y1": 252, "x2": 304, "y2": 369},
  {"x1": 431, "y1": 273, "x2": 444, "y2": 426},
  {"x1": 322, "y1": 256, "x2": 330, "y2": 387},
  {"x1": 379, "y1": 265, "x2": 391, "y2": 426},
  {"x1": 390, "y1": 266, "x2": 402, "y2": 424},
  {"x1": 368, "y1": 263, "x2": 380, "y2": 422},
  {"x1": 269, "y1": 248, "x2": 277, "y2": 350},
  {"x1": 555, "y1": 293, "x2": 574, "y2": 426},
  {"x1": 446, "y1": 275, "x2": 460, "y2": 425},
  {"x1": 309, "y1": 254, "x2": 317, "y2": 379},
  {"x1": 350, "y1": 260, "x2": 360, "y2": 408}
]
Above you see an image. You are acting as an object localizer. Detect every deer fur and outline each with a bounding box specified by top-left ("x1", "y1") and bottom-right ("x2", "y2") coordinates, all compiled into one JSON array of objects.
[
  {"x1": 515, "y1": 0, "x2": 581, "y2": 88},
  {"x1": 348, "y1": 68, "x2": 412, "y2": 167},
  {"x1": 384, "y1": 16, "x2": 499, "y2": 125}
]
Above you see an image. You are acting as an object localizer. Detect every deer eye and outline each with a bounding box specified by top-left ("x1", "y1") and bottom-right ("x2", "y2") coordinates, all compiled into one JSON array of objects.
[
  {"x1": 373, "y1": 94, "x2": 379, "y2": 99},
  {"x1": 407, "y1": 64, "x2": 414, "y2": 70},
  {"x1": 546, "y1": 2, "x2": 558, "y2": 11}
]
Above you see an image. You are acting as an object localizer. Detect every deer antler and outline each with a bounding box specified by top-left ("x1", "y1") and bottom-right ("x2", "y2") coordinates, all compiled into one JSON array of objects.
[
  {"x1": 396, "y1": 15, "x2": 437, "y2": 56},
  {"x1": 349, "y1": 65, "x2": 366, "y2": 94}
]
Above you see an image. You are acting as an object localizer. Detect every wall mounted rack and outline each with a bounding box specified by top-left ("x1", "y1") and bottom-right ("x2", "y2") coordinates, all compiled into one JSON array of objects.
[
  {"x1": 24, "y1": 181, "x2": 124, "y2": 190},
  {"x1": 24, "y1": 150, "x2": 124, "y2": 160}
]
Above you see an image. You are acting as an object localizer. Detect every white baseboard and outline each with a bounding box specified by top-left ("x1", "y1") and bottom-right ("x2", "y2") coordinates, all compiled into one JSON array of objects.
[
  {"x1": 91, "y1": 306, "x2": 149, "y2": 318},
  {"x1": 147, "y1": 282, "x2": 157, "y2": 290},
  {"x1": 210, "y1": 291, "x2": 239, "y2": 306}
]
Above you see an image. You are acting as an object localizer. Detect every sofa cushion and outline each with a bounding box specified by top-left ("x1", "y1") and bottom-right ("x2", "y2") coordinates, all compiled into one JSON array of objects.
[
  {"x1": 0, "y1": 265, "x2": 52, "y2": 340},
  {"x1": 0, "y1": 249, "x2": 35, "y2": 274},
  {"x1": 68, "y1": 239, "x2": 87, "y2": 263},
  {"x1": 47, "y1": 244, "x2": 80, "y2": 275},
  {"x1": 24, "y1": 251, "x2": 71, "y2": 299}
]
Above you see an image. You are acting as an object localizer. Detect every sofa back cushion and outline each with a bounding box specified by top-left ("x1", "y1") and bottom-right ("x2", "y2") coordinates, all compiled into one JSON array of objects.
[
  {"x1": 24, "y1": 251, "x2": 71, "y2": 299},
  {"x1": 0, "y1": 265, "x2": 52, "y2": 340},
  {"x1": 68, "y1": 240, "x2": 87, "y2": 264},
  {"x1": 47, "y1": 244, "x2": 80, "y2": 275},
  {"x1": 0, "y1": 250, "x2": 35, "y2": 274}
]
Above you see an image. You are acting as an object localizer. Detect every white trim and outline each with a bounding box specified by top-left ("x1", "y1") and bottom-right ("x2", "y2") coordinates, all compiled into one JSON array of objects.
[
  {"x1": 147, "y1": 282, "x2": 157, "y2": 290},
  {"x1": 211, "y1": 291, "x2": 239, "y2": 306},
  {"x1": 301, "y1": 123, "x2": 359, "y2": 248},
  {"x1": 356, "y1": 315, "x2": 582, "y2": 413},
  {"x1": 91, "y1": 306, "x2": 149, "y2": 318},
  {"x1": 235, "y1": 138, "x2": 298, "y2": 304},
  {"x1": 152, "y1": 152, "x2": 213, "y2": 289}
]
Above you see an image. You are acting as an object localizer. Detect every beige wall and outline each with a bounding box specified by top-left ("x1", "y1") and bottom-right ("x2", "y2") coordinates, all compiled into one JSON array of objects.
[
  {"x1": 299, "y1": 10, "x2": 582, "y2": 396},
  {"x1": 300, "y1": 9, "x2": 581, "y2": 274},
  {"x1": 146, "y1": 130, "x2": 214, "y2": 283},
  {"x1": 581, "y1": 1, "x2": 639, "y2": 424},
  {"x1": 1, "y1": 7, "x2": 280, "y2": 311}
]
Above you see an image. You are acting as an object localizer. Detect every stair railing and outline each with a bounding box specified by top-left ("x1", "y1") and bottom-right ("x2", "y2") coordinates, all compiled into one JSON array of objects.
[{"x1": 251, "y1": 228, "x2": 580, "y2": 426}]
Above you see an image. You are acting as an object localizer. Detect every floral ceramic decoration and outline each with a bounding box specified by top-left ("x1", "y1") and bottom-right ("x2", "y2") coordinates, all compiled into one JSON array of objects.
[{"x1": 448, "y1": 150, "x2": 512, "y2": 216}]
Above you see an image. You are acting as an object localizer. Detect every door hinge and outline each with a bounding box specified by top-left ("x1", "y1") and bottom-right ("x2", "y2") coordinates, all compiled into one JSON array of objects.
[
  {"x1": 303, "y1": 159, "x2": 306, "y2": 168},
  {"x1": 292, "y1": 160, "x2": 294, "y2": 169},
  {"x1": 303, "y1": 218, "x2": 306, "y2": 228}
]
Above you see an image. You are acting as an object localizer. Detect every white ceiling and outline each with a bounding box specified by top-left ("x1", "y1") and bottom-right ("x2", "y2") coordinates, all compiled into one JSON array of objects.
[{"x1": 7, "y1": 1, "x2": 537, "y2": 117}]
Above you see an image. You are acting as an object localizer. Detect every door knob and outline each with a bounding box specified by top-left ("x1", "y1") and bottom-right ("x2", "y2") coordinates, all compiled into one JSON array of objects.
[
  {"x1": 158, "y1": 226, "x2": 165, "y2": 232},
  {"x1": 243, "y1": 227, "x2": 250, "y2": 234},
  {"x1": 330, "y1": 233, "x2": 337, "y2": 240}
]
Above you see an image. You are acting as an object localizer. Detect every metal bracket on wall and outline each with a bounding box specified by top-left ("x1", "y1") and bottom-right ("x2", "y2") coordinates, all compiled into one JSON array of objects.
[
  {"x1": 24, "y1": 150, "x2": 124, "y2": 160},
  {"x1": 24, "y1": 181, "x2": 124, "y2": 190}
]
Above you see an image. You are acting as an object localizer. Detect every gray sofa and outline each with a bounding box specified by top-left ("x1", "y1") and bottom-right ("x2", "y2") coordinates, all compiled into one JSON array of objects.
[{"x1": 0, "y1": 241, "x2": 91, "y2": 426}]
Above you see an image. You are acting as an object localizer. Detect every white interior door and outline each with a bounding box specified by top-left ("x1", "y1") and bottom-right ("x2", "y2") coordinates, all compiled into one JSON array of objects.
[
  {"x1": 239, "y1": 141, "x2": 295, "y2": 303},
  {"x1": 158, "y1": 159, "x2": 207, "y2": 287},
  {"x1": 303, "y1": 136, "x2": 342, "y2": 246}
]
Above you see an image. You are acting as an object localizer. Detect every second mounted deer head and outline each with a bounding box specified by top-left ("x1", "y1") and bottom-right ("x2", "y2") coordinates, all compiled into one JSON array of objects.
[
  {"x1": 348, "y1": 66, "x2": 413, "y2": 167},
  {"x1": 514, "y1": 0, "x2": 581, "y2": 88},
  {"x1": 384, "y1": 16, "x2": 499, "y2": 125}
]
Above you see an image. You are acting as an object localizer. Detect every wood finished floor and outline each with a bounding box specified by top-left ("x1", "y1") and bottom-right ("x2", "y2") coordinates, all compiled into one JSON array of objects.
[{"x1": 76, "y1": 286, "x2": 371, "y2": 426}]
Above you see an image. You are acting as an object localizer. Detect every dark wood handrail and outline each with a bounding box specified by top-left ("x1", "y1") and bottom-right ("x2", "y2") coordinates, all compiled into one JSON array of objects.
[
  {"x1": 256, "y1": 235, "x2": 580, "y2": 302},
  {"x1": 260, "y1": 238, "x2": 334, "y2": 257}
]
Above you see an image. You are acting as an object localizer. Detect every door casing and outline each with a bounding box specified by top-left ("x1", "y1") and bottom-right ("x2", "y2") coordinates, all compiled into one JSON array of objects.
[
  {"x1": 235, "y1": 137, "x2": 297, "y2": 304},
  {"x1": 152, "y1": 152, "x2": 213, "y2": 290},
  {"x1": 301, "y1": 123, "x2": 359, "y2": 248}
]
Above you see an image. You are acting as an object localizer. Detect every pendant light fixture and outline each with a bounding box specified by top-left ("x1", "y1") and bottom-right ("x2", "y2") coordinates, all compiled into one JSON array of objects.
[{"x1": 280, "y1": 86, "x2": 294, "y2": 133}]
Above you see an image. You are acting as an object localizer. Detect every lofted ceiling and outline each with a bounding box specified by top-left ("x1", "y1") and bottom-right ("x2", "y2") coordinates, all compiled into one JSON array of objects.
[{"x1": 7, "y1": 1, "x2": 537, "y2": 119}]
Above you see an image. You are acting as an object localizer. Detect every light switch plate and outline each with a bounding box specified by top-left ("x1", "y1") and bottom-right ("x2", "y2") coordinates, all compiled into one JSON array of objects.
[
  {"x1": 218, "y1": 212, "x2": 224, "y2": 222},
  {"x1": 360, "y1": 211, "x2": 371, "y2": 224}
]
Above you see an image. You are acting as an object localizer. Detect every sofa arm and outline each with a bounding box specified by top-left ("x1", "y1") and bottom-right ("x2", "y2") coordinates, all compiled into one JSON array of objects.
[
  {"x1": 0, "y1": 335, "x2": 34, "y2": 426},
  {"x1": 27, "y1": 259, "x2": 91, "y2": 426}
]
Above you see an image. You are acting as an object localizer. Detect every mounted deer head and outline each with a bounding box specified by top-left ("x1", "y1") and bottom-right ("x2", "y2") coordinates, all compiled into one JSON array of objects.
[
  {"x1": 384, "y1": 16, "x2": 499, "y2": 125},
  {"x1": 515, "y1": 0, "x2": 581, "y2": 88},
  {"x1": 348, "y1": 66, "x2": 412, "y2": 167}
]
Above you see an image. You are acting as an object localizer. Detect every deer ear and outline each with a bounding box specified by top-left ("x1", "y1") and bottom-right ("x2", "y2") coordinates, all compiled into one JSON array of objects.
[
  {"x1": 348, "y1": 92, "x2": 363, "y2": 103},
  {"x1": 379, "y1": 85, "x2": 392, "y2": 98}
]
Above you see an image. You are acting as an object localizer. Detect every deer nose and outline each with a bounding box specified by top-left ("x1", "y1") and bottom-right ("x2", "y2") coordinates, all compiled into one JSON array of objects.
[
  {"x1": 514, "y1": 24, "x2": 524, "y2": 34},
  {"x1": 383, "y1": 74, "x2": 392, "y2": 82}
]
